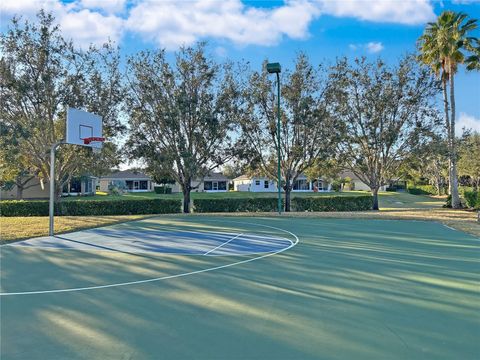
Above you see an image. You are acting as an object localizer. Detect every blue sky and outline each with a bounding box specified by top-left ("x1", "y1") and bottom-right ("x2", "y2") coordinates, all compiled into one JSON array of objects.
[{"x1": 1, "y1": 0, "x2": 479, "y2": 132}]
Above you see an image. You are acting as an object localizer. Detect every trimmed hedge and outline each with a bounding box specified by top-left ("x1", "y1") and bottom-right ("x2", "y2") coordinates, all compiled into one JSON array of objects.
[
  {"x1": 292, "y1": 195, "x2": 373, "y2": 212},
  {"x1": 0, "y1": 199, "x2": 181, "y2": 217},
  {"x1": 0, "y1": 200, "x2": 50, "y2": 217},
  {"x1": 193, "y1": 195, "x2": 373, "y2": 213},
  {"x1": 194, "y1": 197, "x2": 281, "y2": 213},
  {"x1": 408, "y1": 185, "x2": 436, "y2": 195}
]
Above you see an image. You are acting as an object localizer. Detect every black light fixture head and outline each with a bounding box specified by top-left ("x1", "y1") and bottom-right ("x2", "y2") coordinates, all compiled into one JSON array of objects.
[{"x1": 266, "y1": 62, "x2": 281, "y2": 74}]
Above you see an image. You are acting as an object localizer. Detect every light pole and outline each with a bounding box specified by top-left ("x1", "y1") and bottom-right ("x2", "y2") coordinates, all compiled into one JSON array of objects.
[{"x1": 266, "y1": 62, "x2": 282, "y2": 214}]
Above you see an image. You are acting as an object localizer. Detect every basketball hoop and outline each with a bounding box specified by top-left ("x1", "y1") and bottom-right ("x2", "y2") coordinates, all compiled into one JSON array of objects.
[
  {"x1": 83, "y1": 137, "x2": 105, "y2": 154},
  {"x1": 83, "y1": 136, "x2": 105, "y2": 145}
]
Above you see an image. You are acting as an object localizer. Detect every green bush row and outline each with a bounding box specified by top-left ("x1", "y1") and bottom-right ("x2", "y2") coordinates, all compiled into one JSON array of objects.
[
  {"x1": 193, "y1": 197, "x2": 281, "y2": 212},
  {"x1": 1, "y1": 195, "x2": 375, "y2": 216},
  {"x1": 193, "y1": 195, "x2": 373, "y2": 213},
  {"x1": 0, "y1": 199, "x2": 182, "y2": 217},
  {"x1": 291, "y1": 195, "x2": 373, "y2": 212},
  {"x1": 408, "y1": 185, "x2": 436, "y2": 195},
  {"x1": 463, "y1": 191, "x2": 480, "y2": 209}
]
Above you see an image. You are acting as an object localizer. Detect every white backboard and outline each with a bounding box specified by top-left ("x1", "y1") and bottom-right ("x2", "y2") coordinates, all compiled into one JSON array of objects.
[{"x1": 66, "y1": 108, "x2": 103, "y2": 148}]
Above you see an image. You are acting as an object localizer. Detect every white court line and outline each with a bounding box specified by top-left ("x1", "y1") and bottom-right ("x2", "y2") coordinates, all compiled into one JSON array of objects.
[
  {"x1": 442, "y1": 224, "x2": 457, "y2": 231},
  {"x1": 203, "y1": 233, "x2": 243, "y2": 255},
  {"x1": 0, "y1": 221, "x2": 299, "y2": 296}
]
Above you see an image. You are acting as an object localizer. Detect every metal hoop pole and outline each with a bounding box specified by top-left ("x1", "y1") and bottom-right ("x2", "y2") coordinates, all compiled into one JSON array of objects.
[{"x1": 49, "y1": 141, "x2": 64, "y2": 236}]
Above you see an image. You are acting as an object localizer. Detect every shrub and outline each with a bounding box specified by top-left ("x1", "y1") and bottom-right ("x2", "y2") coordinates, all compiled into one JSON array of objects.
[
  {"x1": 331, "y1": 179, "x2": 342, "y2": 192},
  {"x1": 408, "y1": 185, "x2": 436, "y2": 195},
  {"x1": 0, "y1": 200, "x2": 49, "y2": 217},
  {"x1": 0, "y1": 199, "x2": 181, "y2": 217},
  {"x1": 193, "y1": 198, "x2": 280, "y2": 213},
  {"x1": 292, "y1": 195, "x2": 373, "y2": 212},
  {"x1": 463, "y1": 191, "x2": 479, "y2": 209}
]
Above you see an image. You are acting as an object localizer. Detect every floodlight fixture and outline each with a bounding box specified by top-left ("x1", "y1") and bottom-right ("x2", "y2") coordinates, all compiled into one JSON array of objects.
[{"x1": 266, "y1": 62, "x2": 281, "y2": 74}]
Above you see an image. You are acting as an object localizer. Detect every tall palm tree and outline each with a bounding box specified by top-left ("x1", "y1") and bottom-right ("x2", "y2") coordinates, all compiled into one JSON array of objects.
[{"x1": 418, "y1": 11, "x2": 478, "y2": 209}]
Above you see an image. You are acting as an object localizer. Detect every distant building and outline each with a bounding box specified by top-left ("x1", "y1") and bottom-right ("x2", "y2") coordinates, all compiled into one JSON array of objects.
[
  {"x1": 97, "y1": 170, "x2": 154, "y2": 192},
  {"x1": 232, "y1": 174, "x2": 332, "y2": 192},
  {"x1": 340, "y1": 170, "x2": 406, "y2": 191},
  {"x1": 1, "y1": 176, "x2": 96, "y2": 200},
  {"x1": 170, "y1": 172, "x2": 230, "y2": 193}
]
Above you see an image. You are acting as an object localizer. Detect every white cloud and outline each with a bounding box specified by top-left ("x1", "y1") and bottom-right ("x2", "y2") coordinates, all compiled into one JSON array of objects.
[
  {"x1": 0, "y1": 0, "x2": 124, "y2": 48},
  {"x1": 349, "y1": 41, "x2": 384, "y2": 53},
  {"x1": 1, "y1": 0, "x2": 438, "y2": 50},
  {"x1": 366, "y1": 41, "x2": 384, "y2": 53},
  {"x1": 315, "y1": 0, "x2": 435, "y2": 25},
  {"x1": 79, "y1": 0, "x2": 126, "y2": 14},
  {"x1": 126, "y1": 0, "x2": 320, "y2": 49},
  {"x1": 456, "y1": 113, "x2": 480, "y2": 135}
]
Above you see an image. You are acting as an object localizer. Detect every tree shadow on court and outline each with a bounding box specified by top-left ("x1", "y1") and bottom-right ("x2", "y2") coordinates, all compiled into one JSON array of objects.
[{"x1": 1, "y1": 217, "x2": 479, "y2": 359}]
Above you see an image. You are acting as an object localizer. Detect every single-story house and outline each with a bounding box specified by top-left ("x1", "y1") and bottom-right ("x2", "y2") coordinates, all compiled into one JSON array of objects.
[
  {"x1": 98, "y1": 170, "x2": 154, "y2": 192},
  {"x1": 62, "y1": 176, "x2": 97, "y2": 196},
  {"x1": 233, "y1": 174, "x2": 332, "y2": 192},
  {"x1": 340, "y1": 170, "x2": 387, "y2": 191},
  {"x1": 170, "y1": 172, "x2": 230, "y2": 193},
  {"x1": 1, "y1": 176, "x2": 96, "y2": 200}
]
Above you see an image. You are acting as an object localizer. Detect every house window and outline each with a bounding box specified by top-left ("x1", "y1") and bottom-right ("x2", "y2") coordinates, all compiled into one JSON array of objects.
[
  {"x1": 255, "y1": 180, "x2": 260, "y2": 186},
  {"x1": 139, "y1": 180, "x2": 148, "y2": 190},
  {"x1": 204, "y1": 181, "x2": 212, "y2": 190},
  {"x1": 293, "y1": 179, "x2": 309, "y2": 190},
  {"x1": 126, "y1": 180, "x2": 134, "y2": 190},
  {"x1": 218, "y1": 181, "x2": 227, "y2": 190},
  {"x1": 85, "y1": 179, "x2": 93, "y2": 193},
  {"x1": 69, "y1": 178, "x2": 82, "y2": 193},
  {"x1": 264, "y1": 180, "x2": 269, "y2": 189}
]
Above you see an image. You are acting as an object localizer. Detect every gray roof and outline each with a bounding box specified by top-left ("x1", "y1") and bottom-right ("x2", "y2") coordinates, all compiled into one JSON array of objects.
[
  {"x1": 203, "y1": 172, "x2": 229, "y2": 181},
  {"x1": 99, "y1": 170, "x2": 151, "y2": 180}
]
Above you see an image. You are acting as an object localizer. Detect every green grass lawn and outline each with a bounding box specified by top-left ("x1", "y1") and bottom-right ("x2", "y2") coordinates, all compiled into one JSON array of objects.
[{"x1": 377, "y1": 191, "x2": 445, "y2": 209}]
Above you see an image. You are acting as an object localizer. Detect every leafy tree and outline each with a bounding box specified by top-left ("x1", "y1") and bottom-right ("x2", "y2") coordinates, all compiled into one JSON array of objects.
[
  {"x1": 125, "y1": 44, "x2": 238, "y2": 212},
  {"x1": 418, "y1": 10, "x2": 479, "y2": 208},
  {"x1": 327, "y1": 56, "x2": 440, "y2": 210},
  {"x1": 304, "y1": 158, "x2": 343, "y2": 191},
  {"x1": 458, "y1": 132, "x2": 480, "y2": 190},
  {"x1": 0, "y1": 11, "x2": 125, "y2": 199},
  {"x1": 238, "y1": 54, "x2": 335, "y2": 211},
  {"x1": 222, "y1": 163, "x2": 245, "y2": 179},
  {"x1": 400, "y1": 134, "x2": 449, "y2": 195}
]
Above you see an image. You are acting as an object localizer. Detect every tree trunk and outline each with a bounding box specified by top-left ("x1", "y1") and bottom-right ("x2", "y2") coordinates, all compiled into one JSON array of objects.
[
  {"x1": 16, "y1": 185, "x2": 23, "y2": 200},
  {"x1": 182, "y1": 179, "x2": 191, "y2": 213},
  {"x1": 182, "y1": 190, "x2": 191, "y2": 213},
  {"x1": 442, "y1": 78, "x2": 452, "y2": 196},
  {"x1": 436, "y1": 178, "x2": 442, "y2": 196},
  {"x1": 449, "y1": 72, "x2": 461, "y2": 209},
  {"x1": 284, "y1": 187, "x2": 291, "y2": 212},
  {"x1": 372, "y1": 187, "x2": 379, "y2": 210}
]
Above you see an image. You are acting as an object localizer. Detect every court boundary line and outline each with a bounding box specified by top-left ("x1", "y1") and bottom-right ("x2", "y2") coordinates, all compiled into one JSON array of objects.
[
  {"x1": 203, "y1": 233, "x2": 243, "y2": 255},
  {"x1": 0, "y1": 220, "x2": 299, "y2": 296}
]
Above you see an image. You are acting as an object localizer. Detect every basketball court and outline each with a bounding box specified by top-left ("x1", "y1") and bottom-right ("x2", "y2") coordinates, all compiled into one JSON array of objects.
[{"x1": 1, "y1": 216, "x2": 479, "y2": 359}]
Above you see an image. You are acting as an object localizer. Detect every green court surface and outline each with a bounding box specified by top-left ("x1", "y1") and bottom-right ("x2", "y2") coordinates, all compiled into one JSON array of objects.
[{"x1": 1, "y1": 216, "x2": 479, "y2": 359}]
